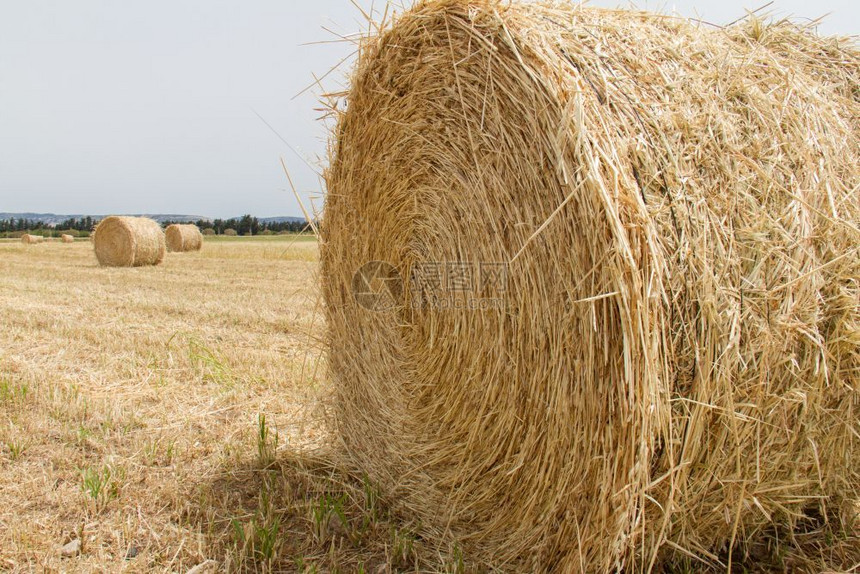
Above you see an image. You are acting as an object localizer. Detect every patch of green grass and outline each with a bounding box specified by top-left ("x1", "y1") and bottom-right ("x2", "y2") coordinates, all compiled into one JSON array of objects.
[
  {"x1": 362, "y1": 474, "x2": 381, "y2": 524},
  {"x1": 75, "y1": 425, "x2": 93, "y2": 445},
  {"x1": 254, "y1": 513, "x2": 282, "y2": 563},
  {"x1": 310, "y1": 492, "x2": 348, "y2": 544},
  {"x1": 143, "y1": 437, "x2": 176, "y2": 466},
  {"x1": 354, "y1": 474, "x2": 385, "y2": 541},
  {"x1": 6, "y1": 440, "x2": 26, "y2": 461},
  {"x1": 230, "y1": 475, "x2": 285, "y2": 571},
  {"x1": 0, "y1": 379, "x2": 29, "y2": 405},
  {"x1": 81, "y1": 465, "x2": 120, "y2": 511},
  {"x1": 257, "y1": 414, "x2": 278, "y2": 468},
  {"x1": 187, "y1": 338, "x2": 234, "y2": 388},
  {"x1": 446, "y1": 545, "x2": 466, "y2": 574},
  {"x1": 390, "y1": 525, "x2": 418, "y2": 569}
]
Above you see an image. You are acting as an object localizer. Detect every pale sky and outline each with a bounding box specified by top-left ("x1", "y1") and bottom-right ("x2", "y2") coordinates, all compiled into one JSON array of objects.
[{"x1": 0, "y1": 1, "x2": 856, "y2": 219}]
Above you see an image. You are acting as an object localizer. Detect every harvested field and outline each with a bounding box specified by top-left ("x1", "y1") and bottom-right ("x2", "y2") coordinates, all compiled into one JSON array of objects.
[
  {"x1": 1, "y1": 1, "x2": 857, "y2": 571},
  {"x1": 0, "y1": 237, "x2": 856, "y2": 573},
  {"x1": 0, "y1": 238, "x2": 343, "y2": 572}
]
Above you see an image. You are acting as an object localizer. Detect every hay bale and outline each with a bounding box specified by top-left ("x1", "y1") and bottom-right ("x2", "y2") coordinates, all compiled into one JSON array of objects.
[
  {"x1": 21, "y1": 234, "x2": 44, "y2": 245},
  {"x1": 223, "y1": 228, "x2": 238, "y2": 237},
  {"x1": 201, "y1": 228, "x2": 216, "y2": 236},
  {"x1": 61, "y1": 234, "x2": 75, "y2": 243},
  {"x1": 93, "y1": 216, "x2": 165, "y2": 267},
  {"x1": 165, "y1": 224, "x2": 203, "y2": 252},
  {"x1": 322, "y1": 2, "x2": 860, "y2": 571}
]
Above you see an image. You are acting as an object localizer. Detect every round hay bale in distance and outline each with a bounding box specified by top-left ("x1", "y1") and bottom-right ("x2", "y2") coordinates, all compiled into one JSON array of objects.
[
  {"x1": 21, "y1": 234, "x2": 44, "y2": 245},
  {"x1": 223, "y1": 228, "x2": 238, "y2": 237},
  {"x1": 93, "y1": 216, "x2": 165, "y2": 267},
  {"x1": 322, "y1": 2, "x2": 860, "y2": 571},
  {"x1": 61, "y1": 234, "x2": 75, "y2": 243},
  {"x1": 165, "y1": 224, "x2": 203, "y2": 252}
]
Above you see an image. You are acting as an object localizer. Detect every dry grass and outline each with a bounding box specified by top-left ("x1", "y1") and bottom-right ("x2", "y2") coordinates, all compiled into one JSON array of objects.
[
  {"x1": 322, "y1": 1, "x2": 859, "y2": 572},
  {"x1": 0, "y1": 236, "x2": 855, "y2": 572},
  {"x1": 0, "y1": 238, "x2": 442, "y2": 573}
]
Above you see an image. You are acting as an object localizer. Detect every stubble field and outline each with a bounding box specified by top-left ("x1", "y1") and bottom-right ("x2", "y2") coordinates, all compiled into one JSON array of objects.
[
  {"x1": 0, "y1": 237, "x2": 428, "y2": 573},
  {"x1": 2, "y1": 238, "x2": 857, "y2": 574}
]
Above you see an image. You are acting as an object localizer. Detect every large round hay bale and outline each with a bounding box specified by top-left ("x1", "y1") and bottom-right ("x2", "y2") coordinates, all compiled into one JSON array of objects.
[
  {"x1": 322, "y1": 2, "x2": 859, "y2": 572},
  {"x1": 60, "y1": 234, "x2": 75, "y2": 243},
  {"x1": 93, "y1": 216, "x2": 165, "y2": 267},
  {"x1": 165, "y1": 224, "x2": 203, "y2": 253},
  {"x1": 21, "y1": 234, "x2": 44, "y2": 245}
]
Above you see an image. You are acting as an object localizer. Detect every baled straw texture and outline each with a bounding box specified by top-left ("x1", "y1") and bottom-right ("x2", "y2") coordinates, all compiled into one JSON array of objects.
[
  {"x1": 165, "y1": 224, "x2": 203, "y2": 253},
  {"x1": 322, "y1": 1, "x2": 860, "y2": 571},
  {"x1": 93, "y1": 216, "x2": 165, "y2": 267},
  {"x1": 61, "y1": 234, "x2": 75, "y2": 243},
  {"x1": 21, "y1": 234, "x2": 44, "y2": 245}
]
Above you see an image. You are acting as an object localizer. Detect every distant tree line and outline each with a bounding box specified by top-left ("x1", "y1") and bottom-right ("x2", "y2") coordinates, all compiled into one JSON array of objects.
[
  {"x1": 0, "y1": 217, "x2": 95, "y2": 238},
  {"x1": 57, "y1": 217, "x2": 97, "y2": 232},
  {"x1": 164, "y1": 215, "x2": 312, "y2": 236},
  {"x1": 0, "y1": 215, "x2": 312, "y2": 238}
]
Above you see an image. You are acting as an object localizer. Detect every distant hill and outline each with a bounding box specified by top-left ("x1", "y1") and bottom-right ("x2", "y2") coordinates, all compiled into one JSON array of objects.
[
  {"x1": 258, "y1": 216, "x2": 307, "y2": 224},
  {"x1": 0, "y1": 213, "x2": 91, "y2": 226},
  {"x1": 0, "y1": 213, "x2": 307, "y2": 226}
]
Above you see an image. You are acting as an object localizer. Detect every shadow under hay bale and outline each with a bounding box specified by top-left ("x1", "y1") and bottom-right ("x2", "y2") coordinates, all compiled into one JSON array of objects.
[
  {"x1": 322, "y1": 1, "x2": 859, "y2": 572},
  {"x1": 191, "y1": 447, "x2": 437, "y2": 573},
  {"x1": 165, "y1": 224, "x2": 203, "y2": 253},
  {"x1": 93, "y1": 216, "x2": 166, "y2": 267}
]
